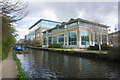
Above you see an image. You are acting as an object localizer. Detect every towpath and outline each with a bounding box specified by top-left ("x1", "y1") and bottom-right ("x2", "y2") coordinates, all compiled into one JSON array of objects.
[{"x1": 0, "y1": 51, "x2": 17, "y2": 78}]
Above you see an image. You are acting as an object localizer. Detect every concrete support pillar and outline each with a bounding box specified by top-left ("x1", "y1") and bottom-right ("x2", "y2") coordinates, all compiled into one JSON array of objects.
[
  {"x1": 66, "y1": 33, "x2": 68, "y2": 45},
  {"x1": 46, "y1": 37, "x2": 48, "y2": 47},
  {"x1": 92, "y1": 32, "x2": 95, "y2": 46},
  {"x1": 107, "y1": 34, "x2": 109, "y2": 45},
  {"x1": 89, "y1": 32, "x2": 92, "y2": 46},
  {"x1": 46, "y1": 31, "x2": 48, "y2": 47},
  {"x1": 64, "y1": 25, "x2": 68, "y2": 46},
  {"x1": 77, "y1": 21, "x2": 79, "y2": 25},
  {"x1": 78, "y1": 27, "x2": 81, "y2": 48},
  {"x1": 57, "y1": 35, "x2": 59, "y2": 44},
  {"x1": 39, "y1": 27, "x2": 42, "y2": 46},
  {"x1": 51, "y1": 36, "x2": 52, "y2": 44},
  {"x1": 101, "y1": 33, "x2": 102, "y2": 44}
]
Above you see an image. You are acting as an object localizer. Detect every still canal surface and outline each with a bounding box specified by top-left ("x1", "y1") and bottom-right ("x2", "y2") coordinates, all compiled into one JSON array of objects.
[{"x1": 17, "y1": 48, "x2": 119, "y2": 79}]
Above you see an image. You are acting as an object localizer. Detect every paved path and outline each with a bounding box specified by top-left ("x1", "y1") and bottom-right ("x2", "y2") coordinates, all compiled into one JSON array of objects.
[{"x1": 1, "y1": 51, "x2": 18, "y2": 78}]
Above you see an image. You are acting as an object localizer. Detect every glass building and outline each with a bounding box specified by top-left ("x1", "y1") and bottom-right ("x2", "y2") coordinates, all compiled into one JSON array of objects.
[
  {"x1": 42, "y1": 18, "x2": 109, "y2": 48},
  {"x1": 26, "y1": 19, "x2": 61, "y2": 46}
]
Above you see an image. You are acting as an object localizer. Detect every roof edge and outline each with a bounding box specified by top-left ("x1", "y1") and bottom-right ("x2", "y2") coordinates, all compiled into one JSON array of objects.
[{"x1": 29, "y1": 19, "x2": 61, "y2": 29}]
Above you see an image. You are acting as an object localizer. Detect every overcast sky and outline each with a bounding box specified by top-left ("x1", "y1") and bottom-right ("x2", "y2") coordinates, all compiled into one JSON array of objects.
[{"x1": 15, "y1": 0, "x2": 119, "y2": 39}]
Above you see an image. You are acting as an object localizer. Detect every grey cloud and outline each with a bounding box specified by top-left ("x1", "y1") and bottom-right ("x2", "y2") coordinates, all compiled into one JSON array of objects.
[{"x1": 27, "y1": 2, "x2": 118, "y2": 26}]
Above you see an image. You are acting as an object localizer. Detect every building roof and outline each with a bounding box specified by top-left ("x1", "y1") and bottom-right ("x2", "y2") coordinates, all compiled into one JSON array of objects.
[
  {"x1": 43, "y1": 18, "x2": 110, "y2": 33},
  {"x1": 108, "y1": 31, "x2": 120, "y2": 35},
  {"x1": 29, "y1": 19, "x2": 61, "y2": 30},
  {"x1": 78, "y1": 18, "x2": 110, "y2": 28}
]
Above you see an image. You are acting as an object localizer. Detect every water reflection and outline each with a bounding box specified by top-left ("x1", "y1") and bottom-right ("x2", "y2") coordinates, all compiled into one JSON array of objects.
[{"x1": 17, "y1": 48, "x2": 119, "y2": 78}]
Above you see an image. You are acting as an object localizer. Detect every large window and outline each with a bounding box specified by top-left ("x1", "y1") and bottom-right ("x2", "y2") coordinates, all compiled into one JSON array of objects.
[
  {"x1": 69, "y1": 31, "x2": 77, "y2": 45},
  {"x1": 102, "y1": 34, "x2": 107, "y2": 44},
  {"x1": 43, "y1": 38, "x2": 47, "y2": 45},
  {"x1": 67, "y1": 22, "x2": 78, "y2": 28},
  {"x1": 53, "y1": 36, "x2": 57, "y2": 44},
  {"x1": 79, "y1": 21, "x2": 90, "y2": 27},
  {"x1": 78, "y1": 21, "x2": 107, "y2": 31},
  {"x1": 40, "y1": 20, "x2": 60, "y2": 28},
  {"x1": 58, "y1": 34, "x2": 64, "y2": 45},
  {"x1": 29, "y1": 31, "x2": 35, "y2": 41},
  {"x1": 36, "y1": 33, "x2": 40, "y2": 37},
  {"x1": 81, "y1": 31, "x2": 90, "y2": 45},
  {"x1": 59, "y1": 25, "x2": 64, "y2": 30},
  {"x1": 52, "y1": 28, "x2": 59, "y2": 33},
  {"x1": 48, "y1": 37, "x2": 52, "y2": 45},
  {"x1": 94, "y1": 33, "x2": 101, "y2": 45}
]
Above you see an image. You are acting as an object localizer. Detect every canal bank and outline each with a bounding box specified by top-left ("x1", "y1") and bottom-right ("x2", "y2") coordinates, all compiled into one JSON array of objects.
[
  {"x1": 27, "y1": 47, "x2": 120, "y2": 63},
  {"x1": 27, "y1": 47, "x2": 111, "y2": 61},
  {"x1": 28, "y1": 47, "x2": 107, "y2": 54},
  {"x1": 12, "y1": 50, "x2": 28, "y2": 78}
]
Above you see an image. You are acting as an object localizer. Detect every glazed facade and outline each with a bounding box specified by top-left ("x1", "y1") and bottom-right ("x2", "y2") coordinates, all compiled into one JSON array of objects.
[
  {"x1": 42, "y1": 18, "x2": 109, "y2": 48},
  {"x1": 26, "y1": 19, "x2": 61, "y2": 47}
]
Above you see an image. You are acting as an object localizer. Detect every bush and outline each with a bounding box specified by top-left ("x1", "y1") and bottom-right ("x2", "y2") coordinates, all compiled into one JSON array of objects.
[
  {"x1": 101, "y1": 44, "x2": 109, "y2": 50},
  {"x1": 48, "y1": 44, "x2": 62, "y2": 48},
  {"x1": 2, "y1": 43, "x2": 9, "y2": 60},
  {"x1": 88, "y1": 44, "x2": 109, "y2": 50},
  {"x1": 87, "y1": 44, "x2": 99, "y2": 50}
]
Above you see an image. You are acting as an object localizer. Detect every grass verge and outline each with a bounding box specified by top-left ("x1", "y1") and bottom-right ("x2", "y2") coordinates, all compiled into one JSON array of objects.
[
  {"x1": 0, "y1": 56, "x2": 2, "y2": 60},
  {"x1": 41, "y1": 47, "x2": 75, "y2": 49},
  {"x1": 14, "y1": 50, "x2": 29, "y2": 54},
  {"x1": 2, "y1": 51, "x2": 8, "y2": 60},
  {"x1": 87, "y1": 50, "x2": 107, "y2": 53},
  {"x1": 13, "y1": 52, "x2": 28, "y2": 79}
]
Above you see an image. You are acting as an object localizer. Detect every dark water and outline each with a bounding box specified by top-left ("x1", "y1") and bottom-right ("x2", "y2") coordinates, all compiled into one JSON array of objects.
[{"x1": 17, "y1": 48, "x2": 119, "y2": 79}]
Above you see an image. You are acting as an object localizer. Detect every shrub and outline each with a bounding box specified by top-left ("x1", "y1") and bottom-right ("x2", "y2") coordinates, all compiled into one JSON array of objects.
[
  {"x1": 87, "y1": 44, "x2": 99, "y2": 50},
  {"x1": 48, "y1": 44, "x2": 62, "y2": 48},
  {"x1": 101, "y1": 44, "x2": 109, "y2": 50},
  {"x1": 88, "y1": 44, "x2": 110, "y2": 51}
]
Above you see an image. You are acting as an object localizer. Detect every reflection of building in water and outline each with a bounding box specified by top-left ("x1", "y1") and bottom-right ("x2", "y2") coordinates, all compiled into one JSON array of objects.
[
  {"x1": 34, "y1": 50, "x2": 44, "y2": 68},
  {"x1": 42, "y1": 18, "x2": 109, "y2": 48},
  {"x1": 63, "y1": 56, "x2": 69, "y2": 67}
]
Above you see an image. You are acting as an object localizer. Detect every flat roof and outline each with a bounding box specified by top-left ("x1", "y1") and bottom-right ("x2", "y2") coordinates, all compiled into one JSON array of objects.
[
  {"x1": 43, "y1": 18, "x2": 110, "y2": 33},
  {"x1": 108, "y1": 31, "x2": 120, "y2": 35},
  {"x1": 29, "y1": 19, "x2": 61, "y2": 29}
]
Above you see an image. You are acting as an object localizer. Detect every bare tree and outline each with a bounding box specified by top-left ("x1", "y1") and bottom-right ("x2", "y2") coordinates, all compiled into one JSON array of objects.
[{"x1": 0, "y1": 0, "x2": 29, "y2": 22}]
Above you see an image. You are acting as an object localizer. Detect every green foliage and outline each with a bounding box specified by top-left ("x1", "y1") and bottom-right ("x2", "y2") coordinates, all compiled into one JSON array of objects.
[
  {"x1": 2, "y1": 51, "x2": 8, "y2": 60},
  {"x1": 101, "y1": 44, "x2": 109, "y2": 50},
  {"x1": 2, "y1": 42, "x2": 9, "y2": 60},
  {"x1": 13, "y1": 52, "x2": 28, "y2": 79},
  {"x1": 87, "y1": 44, "x2": 99, "y2": 50},
  {"x1": 2, "y1": 16, "x2": 16, "y2": 60},
  {"x1": 69, "y1": 51, "x2": 75, "y2": 54},
  {"x1": 107, "y1": 46, "x2": 120, "y2": 61},
  {"x1": 14, "y1": 50, "x2": 29, "y2": 54},
  {"x1": 87, "y1": 44, "x2": 109, "y2": 51},
  {"x1": 48, "y1": 44, "x2": 62, "y2": 48}
]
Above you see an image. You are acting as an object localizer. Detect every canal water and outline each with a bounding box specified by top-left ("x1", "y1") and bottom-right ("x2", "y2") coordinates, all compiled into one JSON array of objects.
[{"x1": 17, "y1": 48, "x2": 119, "y2": 79}]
